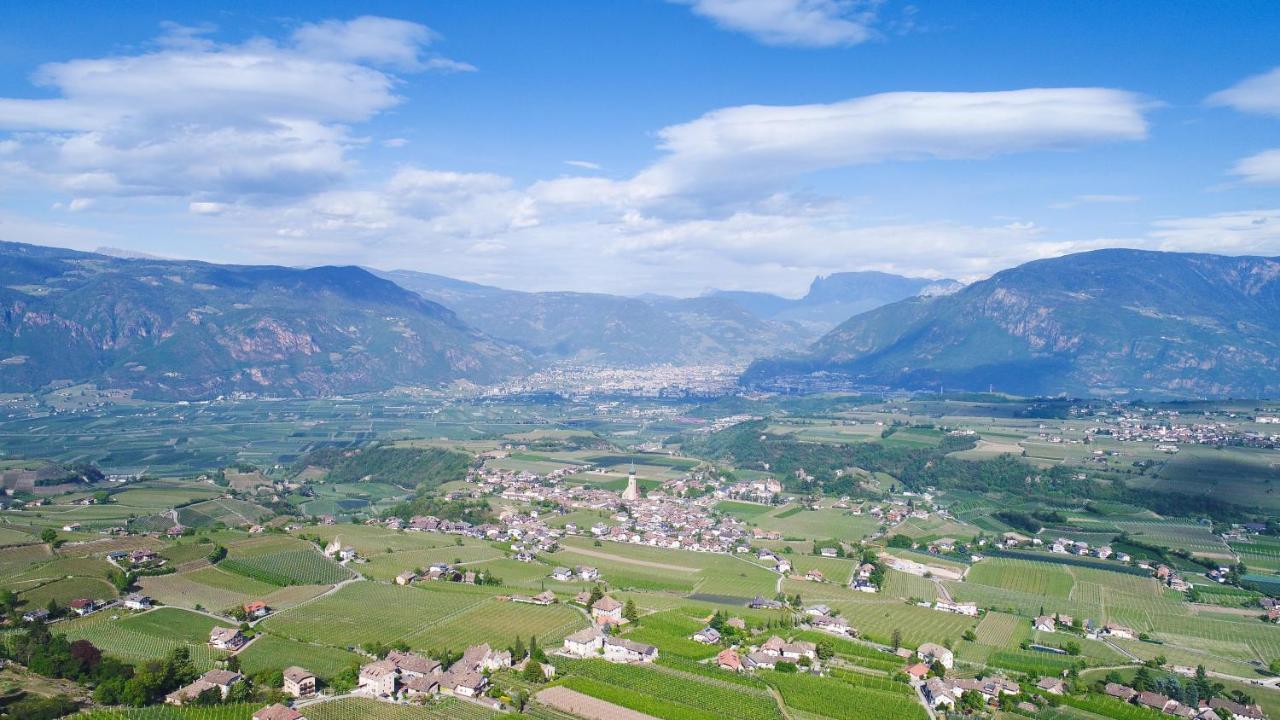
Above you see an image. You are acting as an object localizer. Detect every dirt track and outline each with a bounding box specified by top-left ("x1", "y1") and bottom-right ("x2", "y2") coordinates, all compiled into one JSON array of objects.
[{"x1": 536, "y1": 686, "x2": 661, "y2": 720}]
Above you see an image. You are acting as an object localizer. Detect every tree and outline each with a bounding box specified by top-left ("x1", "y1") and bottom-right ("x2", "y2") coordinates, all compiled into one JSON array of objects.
[
  {"x1": 40, "y1": 528, "x2": 57, "y2": 544},
  {"x1": 891, "y1": 628, "x2": 902, "y2": 651},
  {"x1": 815, "y1": 640, "x2": 834, "y2": 660},
  {"x1": 511, "y1": 636, "x2": 526, "y2": 662},
  {"x1": 960, "y1": 688, "x2": 986, "y2": 714},
  {"x1": 962, "y1": 629, "x2": 977, "y2": 642},
  {"x1": 1270, "y1": 658, "x2": 1280, "y2": 676},
  {"x1": 623, "y1": 599, "x2": 639, "y2": 624},
  {"x1": 522, "y1": 660, "x2": 545, "y2": 683}
]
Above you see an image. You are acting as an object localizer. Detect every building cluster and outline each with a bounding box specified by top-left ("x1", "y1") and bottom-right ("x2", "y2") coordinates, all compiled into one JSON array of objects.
[
  {"x1": 713, "y1": 635, "x2": 818, "y2": 673},
  {"x1": 1104, "y1": 682, "x2": 1264, "y2": 720},
  {"x1": 485, "y1": 363, "x2": 744, "y2": 398},
  {"x1": 358, "y1": 645, "x2": 511, "y2": 703},
  {"x1": 1075, "y1": 406, "x2": 1280, "y2": 450}
]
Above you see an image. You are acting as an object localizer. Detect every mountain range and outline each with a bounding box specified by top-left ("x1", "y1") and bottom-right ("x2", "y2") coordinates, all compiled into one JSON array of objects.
[
  {"x1": 743, "y1": 249, "x2": 1280, "y2": 398},
  {"x1": 376, "y1": 269, "x2": 956, "y2": 365},
  {"x1": 0, "y1": 242, "x2": 528, "y2": 399},
  {"x1": 5, "y1": 241, "x2": 1279, "y2": 399}
]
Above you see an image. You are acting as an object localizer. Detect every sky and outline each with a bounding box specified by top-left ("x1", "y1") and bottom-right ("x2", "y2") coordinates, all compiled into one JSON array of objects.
[{"x1": 0, "y1": 1, "x2": 1277, "y2": 297}]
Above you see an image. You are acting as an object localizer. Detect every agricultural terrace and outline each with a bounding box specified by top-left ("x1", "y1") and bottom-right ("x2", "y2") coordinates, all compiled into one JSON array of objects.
[
  {"x1": 261, "y1": 580, "x2": 586, "y2": 652},
  {"x1": 219, "y1": 535, "x2": 351, "y2": 586},
  {"x1": 58, "y1": 608, "x2": 234, "y2": 672}
]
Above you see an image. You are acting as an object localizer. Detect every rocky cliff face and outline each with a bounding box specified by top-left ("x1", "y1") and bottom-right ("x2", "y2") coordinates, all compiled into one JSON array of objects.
[
  {"x1": 0, "y1": 243, "x2": 530, "y2": 398},
  {"x1": 743, "y1": 249, "x2": 1280, "y2": 398}
]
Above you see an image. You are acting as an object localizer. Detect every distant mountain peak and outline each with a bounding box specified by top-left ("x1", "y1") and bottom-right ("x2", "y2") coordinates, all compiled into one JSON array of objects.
[{"x1": 743, "y1": 249, "x2": 1280, "y2": 398}]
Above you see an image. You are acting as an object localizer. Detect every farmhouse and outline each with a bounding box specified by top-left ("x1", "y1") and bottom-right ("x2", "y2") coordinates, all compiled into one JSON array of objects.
[
  {"x1": 123, "y1": 594, "x2": 152, "y2": 610},
  {"x1": 243, "y1": 601, "x2": 270, "y2": 619},
  {"x1": 69, "y1": 598, "x2": 97, "y2": 616},
  {"x1": 933, "y1": 600, "x2": 978, "y2": 616},
  {"x1": 562, "y1": 627, "x2": 604, "y2": 657},
  {"x1": 917, "y1": 643, "x2": 954, "y2": 669},
  {"x1": 591, "y1": 595, "x2": 624, "y2": 624},
  {"x1": 209, "y1": 627, "x2": 247, "y2": 651},
  {"x1": 781, "y1": 640, "x2": 816, "y2": 661},
  {"x1": 716, "y1": 648, "x2": 743, "y2": 672},
  {"x1": 551, "y1": 567, "x2": 574, "y2": 582},
  {"x1": 744, "y1": 652, "x2": 777, "y2": 670},
  {"x1": 282, "y1": 667, "x2": 317, "y2": 698},
  {"x1": 253, "y1": 704, "x2": 306, "y2": 720},
  {"x1": 810, "y1": 614, "x2": 852, "y2": 635},
  {"x1": 1209, "y1": 698, "x2": 1266, "y2": 720},
  {"x1": 923, "y1": 677, "x2": 956, "y2": 709},
  {"x1": 603, "y1": 636, "x2": 658, "y2": 663},
  {"x1": 1105, "y1": 683, "x2": 1138, "y2": 702},
  {"x1": 692, "y1": 627, "x2": 721, "y2": 644},
  {"x1": 1034, "y1": 615, "x2": 1056, "y2": 632},
  {"x1": 358, "y1": 660, "x2": 398, "y2": 696},
  {"x1": 1035, "y1": 677, "x2": 1066, "y2": 695},
  {"x1": 577, "y1": 565, "x2": 600, "y2": 581},
  {"x1": 395, "y1": 571, "x2": 417, "y2": 586},
  {"x1": 1102, "y1": 623, "x2": 1136, "y2": 640},
  {"x1": 165, "y1": 669, "x2": 243, "y2": 705}
]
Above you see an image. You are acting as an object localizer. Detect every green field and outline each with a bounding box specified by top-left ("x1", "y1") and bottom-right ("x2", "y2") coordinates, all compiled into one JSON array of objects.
[{"x1": 58, "y1": 608, "x2": 234, "y2": 671}]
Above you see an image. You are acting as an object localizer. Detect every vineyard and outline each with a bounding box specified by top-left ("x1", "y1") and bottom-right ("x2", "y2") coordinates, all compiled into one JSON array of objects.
[
  {"x1": 766, "y1": 670, "x2": 929, "y2": 720},
  {"x1": 304, "y1": 697, "x2": 497, "y2": 720},
  {"x1": 558, "y1": 659, "x2": 782, "y2": 720},
  {"x1": 77, "y1": 704, "x2": 261, "y2": 720},
  {"x1": 220, "y1": 549, "x2": 351, "y2": 586},
  {"x1": 58, "y1": 608, "x2": 233, "y2": 671}
]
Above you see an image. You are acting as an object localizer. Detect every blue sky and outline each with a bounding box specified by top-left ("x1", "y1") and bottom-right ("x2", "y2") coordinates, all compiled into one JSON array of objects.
[{"x1": 0, "y1": 1, "x2": 1277, "y2": 296}]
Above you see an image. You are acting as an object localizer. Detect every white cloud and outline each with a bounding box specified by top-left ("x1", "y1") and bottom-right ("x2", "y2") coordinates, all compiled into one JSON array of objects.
[
  {"x1": 0, "y1": 17, "x2": 461, "y2": 201},
  {"x1": 1148, "y1": 209, "x2": 1280, "y2": 255},
  {"x1": 1208, "y1": 66, "x2": 1280, "y2": 116},
  {"x1": 677, "y1": 0, "x2": 880, "y2": 47},
  {"x1": 1229, "y1": 149, "x2": 1280, "y2": 185},
  {"x1": 564, "y1": 159, "x2": 602, "y2": 170},
  {"x1": 535, "y1": 88, "x2": 1150, "y2": 209}
]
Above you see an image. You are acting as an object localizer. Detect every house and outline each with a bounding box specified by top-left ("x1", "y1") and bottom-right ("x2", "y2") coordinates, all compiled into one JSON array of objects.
[
  {"x1": 123, "y1": 594, "x2": 152, "y2": 610},
  {"x1": 69, "y1": 598, "x2": 97, "y2": 616},
  {"x1": 1102, "y1": 623, "x2": 1136, "y2": 640},
  {"x1": 22, "y1": 608, "x2": 49, "y2": 622},
  {"x1": 744, "y1": 652, "x2": 777, "y2": 670},
  {"x1": 716, "y1": 649, "x2": 743, "y2": 672},
  {"x1": 395, "y1": 571, "x2": 416, "y2": 586},
  {"x1": 760, "y1": 636, "x2": 786, "y2": 656},
  {"x1": 591, "y1": 595, "x2": 624, "y2": 624},
  {"x1": 577, "y1": 565, "x2": 600, "y2": 581},
  {"x1": 923, "y1": 677, "x2": 956, "y2": 709},
  {"x1": 603, "y1": 636, "x2": 658, "y2": 663},
  {"x1": 283, "y1": 667, "x2": 317, "y2": 698},
  {"x1": 917, "y1": 642, "x2": 954, "y2": 669},
  {"x1": 1034, "y1": 615, "x2": 1056, "y2": 632},
  {"x1": 805, "y1": 569, "x2": 825, "y2": 582},
  {"x1": 905, "y1": 663, "x2": 930, "y2": 680},
  {"x1": 563, "y1": 627, "x2": 604, "y2": 657},
  {"x1": 387, "y1": 649, "x2": 443, "y2": 679},
  {"x1": 209, "y1": 627, "x2": 247, "y2": 651},
  {"x1": 165, "y1": 670, "x2": 243, "y2": 705},
  {"x1": 253, "y1": 704, "x2": 306, "y2": 720},
  {"x1": 1136, "y1": 691, "x2": 1174, "y2": 713},
  {"x1": 805, "y1": 604, "x2": 831, "y2": 617},
  {"x1": 810, "y1": 614, "x2": 852, "y2": 636},
  {"x1": 243, "y1": 601, "x2": 270, "y2": 619},
  {"x1": 358, "y1": 659, "x2": 398, "y2": 696},
  {"x1": 820, "y1": 547, "x2": 839, "y2": 558},
  {"x1": 551, "y1": 567, "x2": 574, "y2": 582},
  {"x1": 692, "y1": 627, "x2": 721, "y2": 644},
  {"x1": 1036, "y1": 677, "x2": 1066, "y2": 695},
  {"x1": 446, "y1": 671, "x2": 487, "y2": 697},
  {"x1": 1104, "y1": 683, "x2": 1137, "y2": 702},
  {"x1": 781, "y1": 641, "x2": 816, "y2": 661},
  {"x1": 1209, "y1": 698, "x2": 1266, "y2": 720}
]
